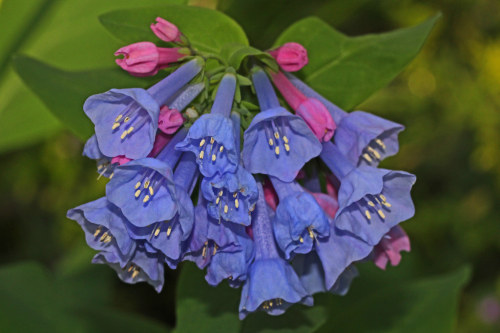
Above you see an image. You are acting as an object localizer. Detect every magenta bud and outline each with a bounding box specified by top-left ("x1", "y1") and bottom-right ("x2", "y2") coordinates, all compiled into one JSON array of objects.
[
  {"x1": 296, "y1": 98, "x2": 336, "y2": 142},
  {"x1": 151, "y1": 17, "x2": 182, "y2": 43},
  {"x1": 115, "y1": 42, "x2": 184, "y2": 77},
  {"x1": 269, "y1": 42, "x2": 308, "y2": 72},
  {"x1": 158, "y1": 106, "x2": 184, "y2": 134},
  {"x1": 373, "y1": 226, "x2": 411, "y2": 270},
  {"x1": 111, "y1": 155, "x2": 132, "y2": 165}
]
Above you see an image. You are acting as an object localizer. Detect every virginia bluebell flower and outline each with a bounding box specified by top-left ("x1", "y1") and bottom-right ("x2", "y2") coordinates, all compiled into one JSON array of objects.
[
  {"x1": 67, "y1": 197, "x2": 136, "y2": 265},
  {"x1": 202, "y1": 113, "x2": 258, "y2": 226},
  {"x1": 176, "y1": 73, "x2": 239, "y2": 177},
  {"x1": 84, "y1": 58, "x2": 203, "y2": 159},
  {"x1": 239, "y1": 183, "x2": 312, "y2": 319},
  {"x1": 93, "y1": 244, "x2": 165, "y2": 292},
  {"x1": 271, "y1": 177, "x2": 330, "y2": 259},
  {"x1": 242, "y1": 69, "x2": 322, "y2": 182},
  {"x1": 321, "y1": 142, "x2": 416, "y2": 246},
  {"x1": 287, "y1": 73, "x2": 404, "y2": 167}
]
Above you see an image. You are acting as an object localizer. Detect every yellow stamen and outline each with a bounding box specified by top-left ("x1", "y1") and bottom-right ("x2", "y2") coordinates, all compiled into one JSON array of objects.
[
  {"x1": 365, "y1": 210, "x2": 372, "y2": 220},
  {"x1": 212, "y1": 154, "x2": 216, "y2": 161},
  {"x1": 216, "y1": 197, "x2": 220, "y2": 204},
  {"x1": 120, "y1": 131, "x2": 128, "y2": 139},
  {"x1": 112, "y1": 123, "x2": 120, "y2": 130},
  {"x1": 235, "y1": 199, "x2": 239, "y2": 208},
  {"x1": 210, "y1": 137, "x2": 215, "y2": 144},
  {"x1": 154, "y1": 227, "x2": 161, "y2": 237},
  {"x1": 382, "y1": 201, "x2": 392, "y2": 208},
  {"x1": 377, "y1": 210, "x2": 386, "y2": 219},
  {"x1": 284, "y1": 143, "x2": 290, "y2": 152},
  {"x1": 268, "y1": 138, "x2": 274, "y2": 146},
  {"x1": 199, "y1": 151, "x2": 204, "y2": 159},
  {"x1": 135, "y1": 189, "x2": 141, "y2": 198},
  {"x1": 224, "y1": 205, "x2": 228, "y2": 213},
  {"x1": 219, "y1": 146, "x2": 224, "y2": 152},
  {"x1": 115, "y1": 114, "x2": 123, "y2": 122},
  {"x1": 128, "y1": 266, "x2": 134, "y2": 272},
  {"x1": 202, "y1": 243, "x2": 207, "y2": 258},
  {"x1": 363, "y1": 153, "x2": 372, "y2": 163},
  {"x1": 135, "y1": 181, "x2": 141, "y2": 189},
  {"x1": 103, "y1": 235, "x2": 112, "y2": 243},
  {"x1": 218, "y1": 190, "x2": 223, "y2": 197},
  {"x1": 308, "y1": 227, "x2": 314, "y2": 239},
  {"x1": 213, "y1": 245, "x2": 218, "y2": 255},
  {"x1": 368, "y1": 147, "x2": 381, "y2": 159},
  {"x1": 131, "y1": 269, "x2": 139, "y2": 279},
  {"x1": 275, "y1": 146, "x2": 280, "y2": 155},
  {"x1": 379, "y1": 194, "x2": 387, "y2": 202},
  {"x1": 127, "y1": 126, "x2": 134, "y2": 134},
  {"x1": 94, "y1": 226, "x2": 102, "y2": 237},
  {"x1": 375, "y1": 139, "x2": 386, "y2": 149},
  {"x1": 199, "y1": 139, "x2": 206, "y2": 147},
  {"x1": 143, "y1": 195, "x2": 150, "y2": 203},
  {"x1": 368, "y1": 201, "x2": 375, "y2": 207},
  {"x1": 274, "y1": 132, "x2": 279, "y2": 139},
  {"x1": 167, "y1": 225, "x2": 172, "y2": 237},
  {"x1": 149, "y1": 187, "x2": 154, "y2": 196},
  {"x1": 283, "y1": 136, "x2": 289, "y2": 144},
  {"x1": 124, "y1": 116, "x2": 130, "y2": 123},
  {"x1": 144, "y1": 180, "x2": 150, "y2": 188},
  {"x1": 109, "y1": 173, "x2": 114, "y2": 179},
  {"x1": 299, "y1": 237, "x2": 304, "y2": 243},
  {"x1": 100, "y1": 231, "x2": 109, "y2": 242}
]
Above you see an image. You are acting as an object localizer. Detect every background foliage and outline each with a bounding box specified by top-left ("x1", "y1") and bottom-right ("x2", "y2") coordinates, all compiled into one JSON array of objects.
[{"x1": 0, "y1": 0, "x2": 499, "y2": 332}]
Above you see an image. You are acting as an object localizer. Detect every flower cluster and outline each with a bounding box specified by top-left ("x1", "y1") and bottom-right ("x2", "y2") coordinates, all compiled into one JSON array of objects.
[{"x1": 68, "y1": 18, "x2": 415, "y2": 319}]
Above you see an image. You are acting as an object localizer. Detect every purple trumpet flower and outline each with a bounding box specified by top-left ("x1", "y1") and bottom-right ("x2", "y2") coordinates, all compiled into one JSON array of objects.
[
  {"x1": 176, "y1": 73, "x2": 239, "y2": 177},
  {"x1": 202, "y1": 113, "x2": 258, "y2": 226},
  {"x1": 287, "y1": 73, "x2": 404, "y2": 167},
  {"x1": 84, "y1": 58, "x2": 203, "y2": 159},
  {"x1": 271, "y1": 177, "x2": 330, "y2": 259},
  {"x1": 320, "y1": 142, "x2": 416, "y2": 246},
  {"x1": 83, "y1": 82, "x2": 204, "y2": 178},
  {"x1": 239, "y1": 183, "x2": 312, "y2": 319},
  {"x1": 242, "y1": 69, "x2": 322, "y2": 182}
]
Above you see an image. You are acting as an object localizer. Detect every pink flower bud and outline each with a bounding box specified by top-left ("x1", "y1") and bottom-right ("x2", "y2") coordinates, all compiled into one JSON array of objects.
[
  {"x1": 373, "y1": 226, "x2": 411, "y2": 270},
  {"x1": 151, "y1": 17, "x2": 182, "y2": 43},
  {"x1": 269, "y1": 42, "x2": 308, "y2": 72},
  {"x1": 263, "y1": 179, "x2": 279, "y2": 211},
  {"x1": 111, "y1": 155, "x2": 132, "y2": 165},
  {"x1": 148, "y1": 131, "x2": 172, "y2": 157},
  {"x1": 115, "y1": 42, "x2": 184, "y2": 77},
  {"x1": 158, "y1": 106, "x2": 184, "y2": 134},
  {"x1": 296, "y1": 98, "x2": 336, "y2": 142},
  {"x1": 311, "y1": 192, "x2": 339, "y2": 219}
]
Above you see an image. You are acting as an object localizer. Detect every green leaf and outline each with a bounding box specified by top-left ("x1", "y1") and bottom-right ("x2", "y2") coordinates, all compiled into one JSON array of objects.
[
  {"x1": 314, "y1": 266, "x2": 470, "y2": 333},
  {"x1": 0, "y1": 0, "x2": 185, "y2": 153},
  {"x1": 274, "y1": 14, "x2": 440, "y2": 110},
  {"x1": 13, "y1": 55, "x2": 156, "y2": 139},
  {"x1": 99, "y1": 5, "x2": 248, "y2": 55},
  {"x1": 220, "y1": 44, "x2": 275, "y2": 70},
  {"x1": 175, "y1": 263, "x2": 241, "y2": 333},
  {"x1": 0, "y1": 262, "x2": 87, "y2": 333}
]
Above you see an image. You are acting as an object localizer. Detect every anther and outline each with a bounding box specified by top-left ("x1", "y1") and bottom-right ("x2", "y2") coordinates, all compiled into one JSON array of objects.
[
  {"x1": 127, "y1": 126, "x2": 134, "y2": 134},
  {"x1": 308, "y1": 227, "x2": 314, "y2": 239},
  {"x1": 144, "y1": 180, "x2": 150, "y2": 188},
  {"x1": 154, "y1": 226, "x2": 161, "y2": 237},
  {"x1": 368, "y1": 201, "x2": 375, "y2": 207},
  {"x1": 135, "y1": 189, "x2": 141, "y2": 198},
  {"x1": 274, "y1": 132, "x2": 280, "y2": 139},
  {"x1": 235, "y1": 199, "x2": 239, "y2": 208},
  {"x1": 143, "y1": 195, "x2": 150, "y2": 203},
  {"x1": 213, "y1": 244, "x2": 218, "y2": 255},
  {"x1": 219, "y1": 146, "x2": 224, "y2": 152},
  {"x1": 202, "y1": 242, "x2": 208, "y2": 258},
  {"x1": 112, "y1": 123, "x2": 120, "y2": 130},
  {"x1": 210, "y1": 137, "x2": 215, "y2": 144},
  {"x1": 115, "y1": 114, "x2": 123, "y2": 122},
  {"x1": 199, "y1": 151, "x2": 204, "y2": 159},
  {"x1": 135, "y1": 181, "x2": 141, "y2": 189},
  {"x1": 218, "y1": 190, "x2": 223, "y2": 197},
  {"x1": 275, "y1": 146, "x2": 280, "y2": 155},
  {"x1": 199, "y1": 139, "x2": 206, "y2": 147},
  {"x1": 363, "y1": 153, "x2": 373, "y2": 163},
  {"x1": 149, "y1": 187, "x2": 154, "y2": 196},
  {"x1": 377, "y1": 210, "x2": 386, "y2": 219},
  {"x1": 284, "y1": 143, "x2": 290, "y2": 152},
  {"x1": 167, "y1": 225, "x2": 172, "y2": 236},
  {"x1": 283, "y1": 136, "x2": 289, "y2": 144},
  {"x1": 94, "y1": 226, "x2": 102, "y2": 237},
  {"x1": 124, "y1": 117, "x2": 130, "y2": 123},
  {"x1": 212, "y1": 154, "x2": 216, "y2": 161},
  {"x1": 299, "y1": 237, "x2": 304, "y2": 243},
  {"x1": 103, "y1": 235, "x2": 112, "y2": 243},
  {"x1": 268, "y1": 138, "x2": 274, "y2": 146},
  {"x1": 100, "y1": 231, "x2": 109, "y2": 242},
  {"x1": 224, "y1": 205, "x2": 228, "y2": 214},
  {"x1": 216, "y1": 197, "x2": 220, "y2": 204},
  {"x1": 368, "y1": 147, "x2": 381, "y2": 159},
  {"x1": 128, "y1": 265, "x2": 134, "y2": 272},
  {"x1": 131, "y1": 269, "x2": 139, "y2": 279},
  {"x1": 379, "y1": 194, "x2": 387, "y2": 201},
  {"x1": 365, "y1": 210, "x2": 372, "y2": 220},
  {"x1": 375, "y1": 139, "x2": 386, "y2": 149},
  {"x1": 120, "y1": 131, "x2": 128, "y2": 139}
]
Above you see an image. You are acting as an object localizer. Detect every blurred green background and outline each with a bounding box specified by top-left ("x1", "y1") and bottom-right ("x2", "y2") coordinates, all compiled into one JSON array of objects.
[{"x1": 0, "y1": 0, "x2": 499, "y2": 332}]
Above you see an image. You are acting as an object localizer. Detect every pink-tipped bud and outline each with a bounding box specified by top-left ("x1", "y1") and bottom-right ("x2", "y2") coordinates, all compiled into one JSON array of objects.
[
  {"x1": 263, "y1": 179, "x2": 279, "y2": 211},
  {"x1": 373, "y1": 226, "x2": 411, "y2": 270},
  {"x1": 311, "y1": 192, "x2": 339, "y2": 219},
  {"x1": 148, "y1": 132, "x2": 172, "y2": 157},
  {"x1": 158, "y1": 106, "x2": 184, "y2": 134},
  {"x1": 111, "y1": 155, "x2": 132, "y2": 165},
  {"x1": 151, "y1": 17, "x2": 182, "y2": 43},
  {"x1": 115, "y1": 42, "x2": 184, "y2": 77},
  {"x1": 296, "y1": 98, "x2": 336, "y2": 142},
  {"x1": 269, "y1": 42, "x2": 308, "y2": 72}
]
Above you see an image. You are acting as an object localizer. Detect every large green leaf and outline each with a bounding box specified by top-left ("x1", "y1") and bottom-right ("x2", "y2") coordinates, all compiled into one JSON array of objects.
[
  {"x1": 0, "y1": 261, "x2": 170, "y2": 333},
  {"x1": 0, "y1": 0, "x2": 184, "y2": 153},
  {"x1": 13, "y1": 55, "x2": 157, "y2": 139},
  {"x1": 175, "y1": 263, "x2": 242, "y2": 333},
  {"x1": 274, "y1": 14, "x2": 440, "y2": 110},
  {"x1": 99, "y1": 5, "x2": 248, "y2": 56}
]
